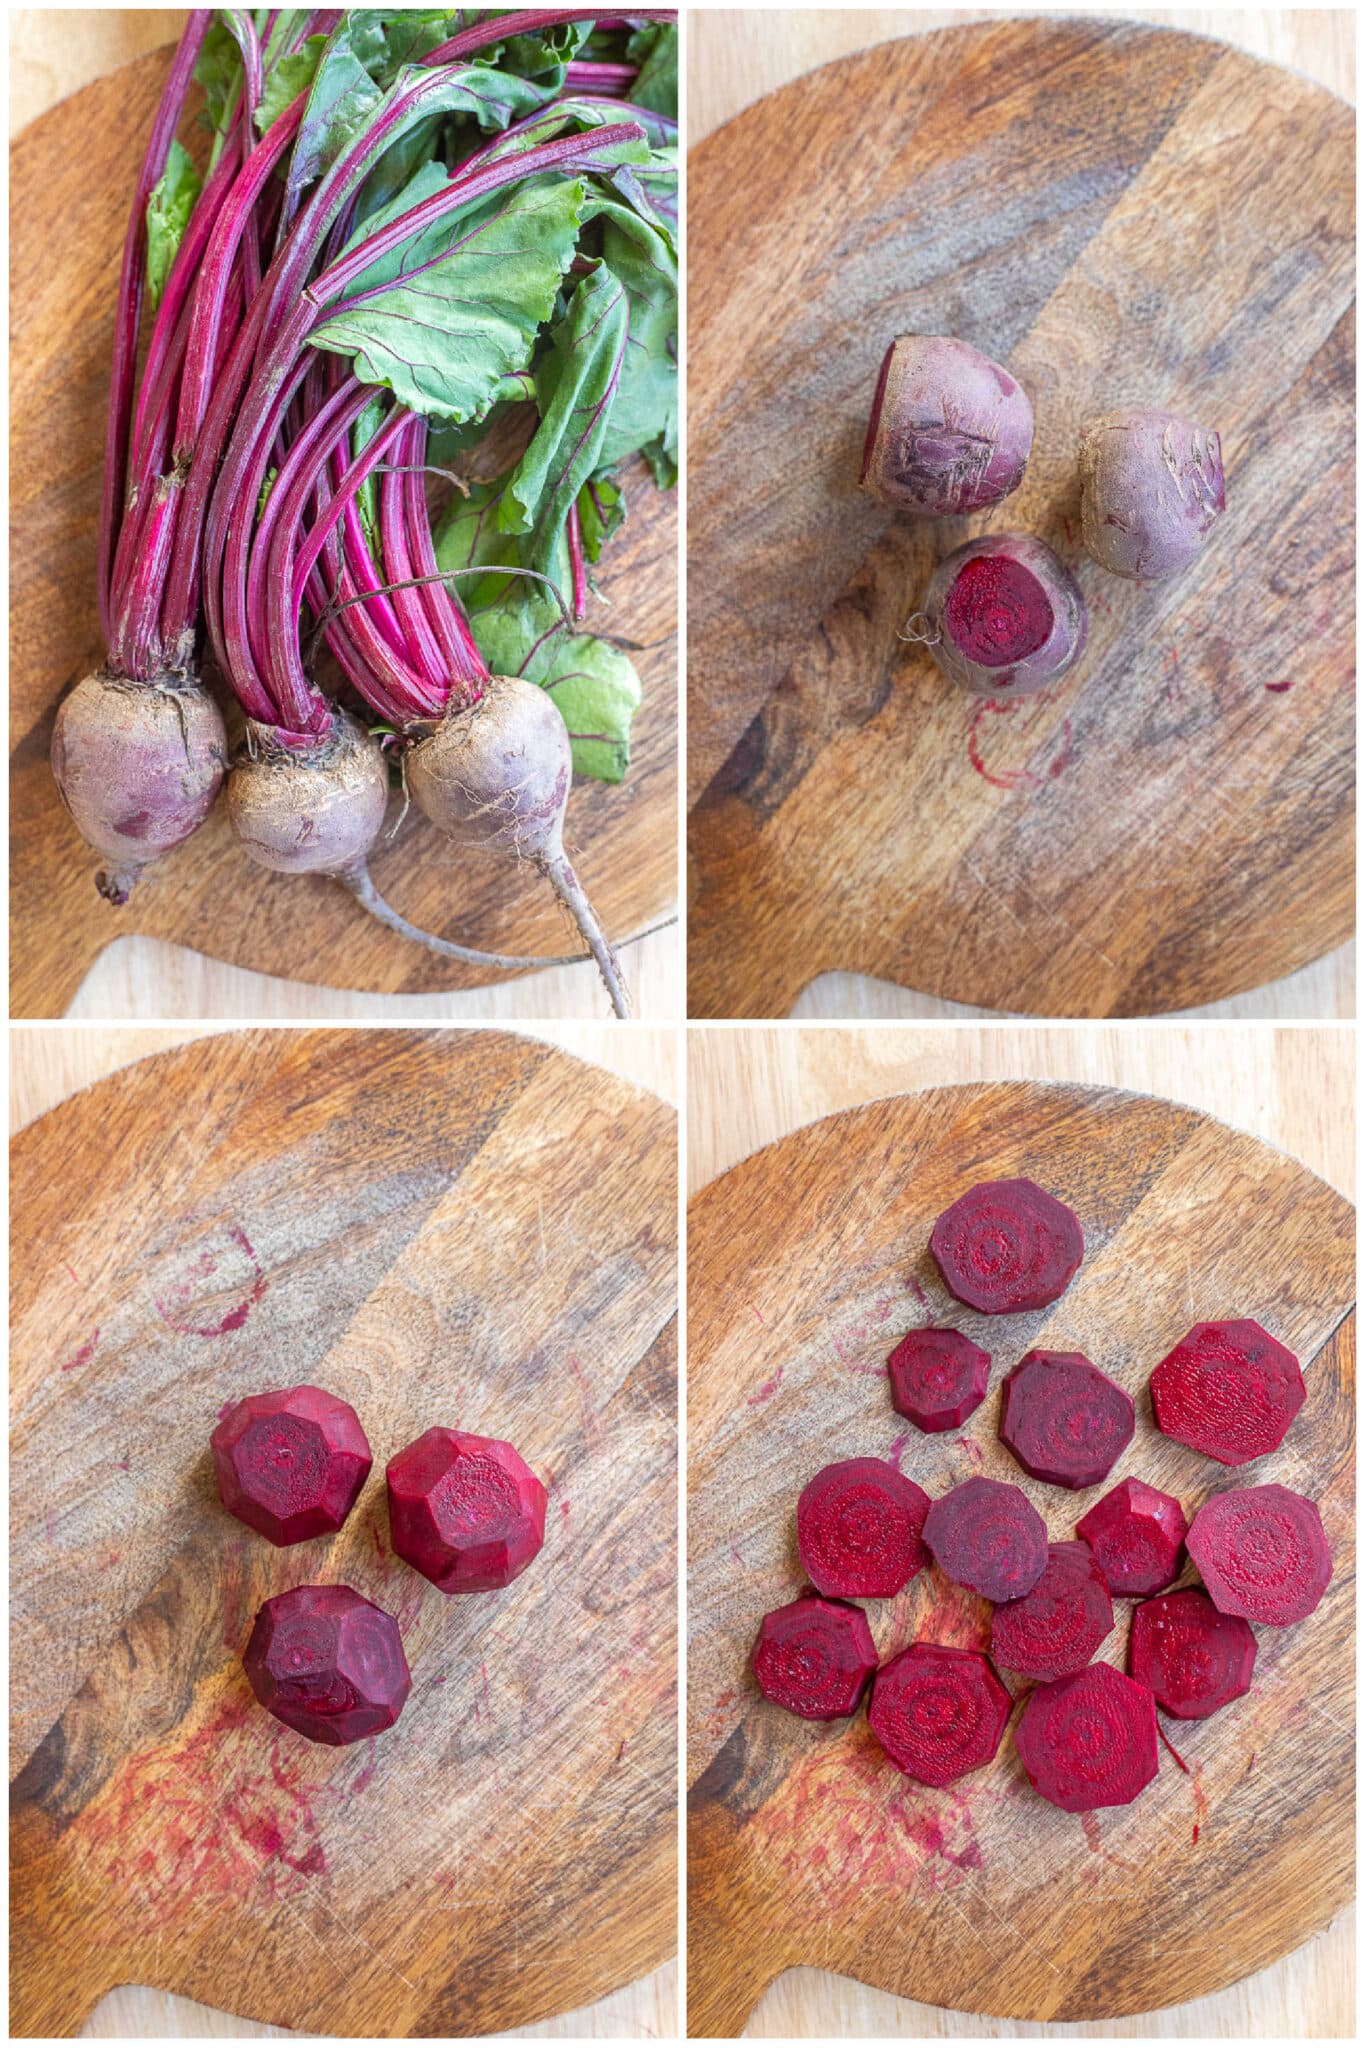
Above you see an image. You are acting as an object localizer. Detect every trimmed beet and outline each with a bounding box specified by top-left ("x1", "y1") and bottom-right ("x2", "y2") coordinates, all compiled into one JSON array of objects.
[
  {"x1": 751, "y1": 1594, "x2": 878, "y2": 1720},
  {"x1": 860, "y1": 335, "x2": 1033, "y2": 516},
  {"x1": 243, "y1": 1584, "x2": 411, "y2": 1746},
  {"x1": 796, "y1": 1458, "x2": 930, "y2": 1598},
  {"x1": 887, "y1": 1327, "x2": 991, "y2": 1432},
  {"x1": 1014, "y1": 1661, "x2": 1159, "y2": 1812},
  {"x1": 1129, "y1": 1588, "x2": 1256, "y2": 1720},
  {"x1": 1000, "y1": 1350, "x2": 1135, "y2": 1491},
  {"x1": 923, "y1": 1476, "x2": 1048, "y2": 1601},
  {"x1": 386, "y1": 1427, "x2": 547, "y2": 1594},
  {"x1": 991, "y1": 1541, "x2": 1114, "y2": 1682},
  {"x1": 1150, "y1": 1319, "x2": 1305, "y2": 1466},
  {"x1": 211, "y1": 1385, "x2": 372, "y2": 1547},
  {"x1": 1187, "y1": 1483, "x2": 1332, "y2": 1627},
  {"x1": 914, "y1": 535, "x2": 1088, "y2": 698},
  {"x1": 930, "y1": 1177, "x2": 1084, "y2": 1314},
  {"x1": 1076, "y1": 1477, "x2": 1188, "y2": 1596},
  {"x1": 1079, "y1": 408, "x2": 1225, "y2": 581},
  {"x1": 868, "y1": 1642, "x2": 1012, "y2": 1785}
]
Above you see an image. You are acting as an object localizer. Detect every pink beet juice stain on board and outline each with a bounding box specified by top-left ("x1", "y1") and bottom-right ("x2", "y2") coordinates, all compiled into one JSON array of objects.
[
  {"x1": 60, "y1": 1328, "x2": 99, "y2": 1372},
  {"x1": 887, "y1": 1431, "x2": 914, "y2": 1472},
  {"x1": 154, "y1": 1226, "x2": 266, "y2": 1337},
  {"x1": 747, "y1": 1365, "x2": 784, "y2": 1405},
  {"x1": 1265, "y1": 678, "x2": 1295, "y2": 693},
  {"x1": 752, "y1": 1740, "x2": 985, "y2": 1903},
  {"x1": 968, "y1": 697, "x2": 1074, "y2": 792}
]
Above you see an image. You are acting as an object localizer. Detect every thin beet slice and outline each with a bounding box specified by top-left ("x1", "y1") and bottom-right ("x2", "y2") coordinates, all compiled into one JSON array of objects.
[
  {"x1": 930, "y1": 1177, "x2": 1084, "y2": 1314},
  {"x1": 1129, "y1": 1587, "x2": 1257, "y2": 1719},
  {"x1": 796, "y1": 1458, "x2": 930, "y2": 1598},
  {"x1": 991, "y1": 1541, "x2": 1114, "y2": 1681},
  {"x1": 922, "y1": 1476, "x2": 1048, "y2": 1601},
  {"x1": 868, "y1": 1642, "x2": 1012, "y2": 1785},
  {"x1": 1186, "y1": 1483, "x2": 1332, "y2": 1626},
  {"x1": 1077, "y1": 1477, "x2": 1188, "y2": 1596},
  {"x1": 1014, "y1": 1661, "x2": 1159, "y2": 1812},
  {"x1": 1000, "y1": 1350, "x2": 1135, "y2": 1490},
  {"x1": 751, "y1": 1594, "x2": 878, "y2": 1719},
  {"x1": 1150, "y1": 1319, "x2": 1305, "y2": 1466},
  {"x1": 887, "y1": 1327, "x2": 991, "y2": 1432}
]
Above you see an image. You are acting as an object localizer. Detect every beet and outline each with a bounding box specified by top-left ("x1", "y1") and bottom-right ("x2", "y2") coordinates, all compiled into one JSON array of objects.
[
  {"x1": 386, "y1": 1427, "x2": 547, "y2": 1594},
  {"x1": 1129, "y1": 1588, "x2": 1257, "y2": 1719},
  {"x1": 1076, "y1": 1477, "x2": 1188, "y2": 1596},
  {"x1": 1150, "y1": 1319, "x2": 1305, "y2": 1466},
  {"x1": 868, "y1": 1642, "x2": 1012, "y2": 1785},
  {"x1": 1079, "y1": 408, "x2": 1225, "y2": 581},
  {"x1": 751, "y1": 1594, "x2": 878, "y2": 1720},
  {"x1": 1186, "y1": 1483, "x2": 1332, "y2": 1627},
  {"x1": 991, "y1": 1541, "x2": 1114, "y2": 1682},
  {"x1": 930, "y1": 1177, "x2": 1084, "y2": 1315},
  {"x1": 860, "y1": 335, "x2": 1034, "y2": 516},
  {"x1": 1014, "y1": 1660, "x2": 1159, "y2": 1812},
  {"x1": 887, "y1": 1327, "x2": 991, "y2": 1432},
  {"x1": 1000, "y1": 1350, "x2": 1135, "y2": 1491},
  {"x1": 211, "y1": 1384, "x2": 372, "y2": 1547},
  {"x1": 915, "y1": 535, "x2": 1088, "y2": 698},
  {"x1": 243, "y1": 1583, "x2": 411, "y2": 1746},
  {"x1": 796, "y1": 1457, "x2": 931, "y2": 1599},
  {"x1": 923, "y1": 1476, "x2": 1048, "y2": 1602}
]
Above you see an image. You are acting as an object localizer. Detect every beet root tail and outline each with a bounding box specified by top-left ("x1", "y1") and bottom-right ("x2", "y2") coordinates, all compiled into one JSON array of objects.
[{"x1": 539, "y1": 851, "x2": 630, "y2": 1018}]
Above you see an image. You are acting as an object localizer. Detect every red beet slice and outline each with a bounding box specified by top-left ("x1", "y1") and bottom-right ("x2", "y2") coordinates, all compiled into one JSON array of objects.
[
  {"x1": 211, "y1": 1384, "x2": 372, "y2": 1547},
  {"x1": 991, "y1": 1540, "x2": 1114, "y2": 1681},
  {"x1": 868, "y1": 1642, "x2": 1012, "y2": 1785},
  {"x1": 887, "y1": 1327, "x2": 991, "y2": 1432},
  {"x1": 930, "y1": 1177, "x2": 1084, "y2": 1314},
  {"x1": 796, "y1": 1457, "x2": 931, "y2": 1598},
  {"x1": 1000, "y1": 1349, "x2": 1135, "y2": 1490},
  {"x1": 1129, "y1": 1588, "x2": 1257, "y2": 1719},
  {"x1": 751, "y1": 1594, "x2": 878, "y2": 1719},
  {"x1": 1150, "y1": 1319, "x2": 1305, "y2": 1466},
  {"x1": 1077, "y1": 1477, "x2": 1188, "y2": 1596},
  {"x1": 922, "y1": 1476, "x2": 1048, "y2": 1601},
  {"x1": 1186, "y1": 1483, "x2": 1332, "y2": 1626},
  {"x1": 243, "y1": 1584, "x2": 411, "y2": 1745},
  {"x1": 1015, "y1": 1661, "x2": 1159, "y2": 1812}
]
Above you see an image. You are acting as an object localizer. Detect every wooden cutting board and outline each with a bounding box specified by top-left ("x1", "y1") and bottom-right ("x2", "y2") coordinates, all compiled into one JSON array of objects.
[
  {"x1": 10, "y1": 50, "x2": 677, "y2": 1018},
  {"x1": 687, "y1": 19, "x2": 1355, "y2": 1017},
  {"x1": 11, "y1": 1029, "x2": 677, "y2": 2036},
  {"x1": 687, "y1": 1081, "x2": 1354, "y2": 2032}
]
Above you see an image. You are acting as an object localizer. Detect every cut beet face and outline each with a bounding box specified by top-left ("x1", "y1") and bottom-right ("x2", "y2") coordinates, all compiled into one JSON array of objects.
[
  {"x1": 751, "y1": 1594, "x2": 878, "y2": 1719},
  {"x1": 887, "y1": 1327, "x2": 991, "y2": 1432},
  {"x1": 1076, "y1": 1477, "x2": 1188, "y2": 1596},
  {"x1": 1129, "y1": 1588, "x2": 1257, "y2": 1719},
  {"x1": 930, "y1": 1177, "x2": 1084, "y2": 1314},
  {"x1": 1150, "y1": 1319, "x2": 1305, "y2": 1466},
  {"x1": 1000, "y1": 1350, "x2": 1135, "y2": 1490},
  {"x1": 991, "y1": 1540, "x2": 1114, "y2": 1681},
  {"x1": 868, "y1": 1642, "x2": 1012, "y2": 1785},
  {"x1": 923, "y1": 1476, "x2": 1048, "y2": 1601},
  {"x1": 1187, "y1": 1483, "x2": 1332, "y2": 1627},
  {"x1": 1014, "y1": 1660, "x2": 1159, "y2": 1812},
  {"x1": 796, "y1": 1458, "x2": 931, "y2": 1598}
]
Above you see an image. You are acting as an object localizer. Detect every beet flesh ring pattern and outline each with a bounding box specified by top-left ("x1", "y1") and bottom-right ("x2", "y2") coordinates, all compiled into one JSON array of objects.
[
  {"x1": 990, "y1": 1541, "x2": 1114, "y2": 1681},
  {"x1": 1129, "y1": 1588, "x2": 1257, "y2": 1719},
  {"x1": 1076, "y1": 1476, "x2": 1188, "y2": 1596},
  {"x1": 1150, "y1": 1319, "x2": 1306, "y2": 1465},
  {"x1": 868, "y1": 1642, "x2": 1012, "y2": 1785},
  {"x1": 210, "y1": 1384, "x2": 372, "y2": 1546},
  {"x1": 1186, "y1": 1482, "x2": 1332, "y2": 1626},
  {"x1": 386, "y1": 1427, "x2": 547, "y2": 1593},
  {"x1": 1014, "y1": 1660, "x2": 1159, "y2": 1812},
  {"x1": 243, "y1": 1584, "x2": 412, "y2": 1745},
  {"x1": 751, "y1": 1594, "x2": 878, "y2": 1719},
  {"x1": 922, "y1": 1476, "x2": 1048, "y2": 1601},
  {"x1": 796, "y1": 1457, "x2": 931, "y2": 1598},
  {"x1": 930, "y1": 1177, "x2": 1084, "y2": 1314},
  {"x1": 1000, "y1": 1349, "x2": 1136, "y2": 1490},
  {"x1": 887, "y1": 1327, "x2": 991, "y2": 1432}
]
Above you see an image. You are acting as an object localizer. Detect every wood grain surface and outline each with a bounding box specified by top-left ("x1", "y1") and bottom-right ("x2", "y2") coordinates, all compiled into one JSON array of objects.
[
  {"x1": 10, "y1": 1029, "x2": 678, "y2": 2037},
  {"x1": 686, "y1": 11, "x2": 1355, "y2": 1019}
]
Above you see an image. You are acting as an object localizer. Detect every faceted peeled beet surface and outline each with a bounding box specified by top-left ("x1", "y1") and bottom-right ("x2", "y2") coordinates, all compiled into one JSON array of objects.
[
  {"x1": 1150, "y1": 1319, "x2": 1305, "y2": 1466},
  {"x1": 990, "y1": 1541, "x2": 1113, "y2": 1682},
  {"x1": 1015, "y1": 1661, "x2": 1159, "y2": 1812},
  {"x1": 796, "y1": 1457, "x2": 930, "y2": 1598},
  {"x1": 1186, "y1": 1482, "x2": 1332, "y2": 1627},
  {"x1": 1000, "y1": 1349, "x2": 1135, "y2": 1490},
  {"x1": 211, "y1": 1384, "x2": 372, "y2": 1546},
  {"x1": 752, "y1": 1593, "x2": 877, "y2": 1719},
  {"x1": 1076, "y1": 1477, "x2": 1188, "y2": 1596},
  {"x1": 922, "y1": 1476, "x2": 1048, "y2": 1602},
  {"x1": 868, "y1": 1642, "x2": 1012, "y2": 1785},
  {"x1": 1129, "y1": 1588, "x2": 1256, "y2": 1719},
  {"x1": 930, "y1": 1177, "x2": 1084, "y2": 1314},
  {"x1": 244, "y1": 1584, "x2": 411, "y2": 1746},
  {"x1": 386, "y1": 1427, "x2": 547, "y2": 1593},
  {"x1": 887, "y1": 1327, "x2": 991, "y2": 1432}
]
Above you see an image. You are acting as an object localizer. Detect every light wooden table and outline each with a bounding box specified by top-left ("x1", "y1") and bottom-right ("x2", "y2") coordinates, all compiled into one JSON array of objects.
[
  {"x1": 689, "y1": 6, "x2": 1355, "y2": 1022},
  {"x1": 686, "y1": 1021, "x2": 1355, "y2": 2035}
]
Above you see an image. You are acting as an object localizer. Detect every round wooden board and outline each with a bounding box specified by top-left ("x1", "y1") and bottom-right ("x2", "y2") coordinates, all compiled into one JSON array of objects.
[
  {"x1": 686, "y1": 19, "x2": 1355, "y2": 1018},
  {"x1": 10, "y1": 1029, "x2": 677, "y2": 2037},
  {"x1": 10, "y1": 50, "x2": 677, "y2": 1019},
  {"x1": 686, "y1": 1081, "x2": 1354, "y2": 2032}
]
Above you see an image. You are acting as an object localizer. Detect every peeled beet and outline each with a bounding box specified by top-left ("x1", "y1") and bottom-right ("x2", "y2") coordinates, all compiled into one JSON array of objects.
[
  {"x1": 887, "y1": 1327, "x2": 991, "y2": 1432},
  {"x1": 1150, "y1": 1319, "x2": 1305, "y2": 1466},
  {"x1": 751, "y1": 1593, "x2": 877, "y2": 1720},
  {"x1": 930, "y1": 1177, "x2": 1084, "y2": 1314},
  {"x1": 860, "y1": 335, "x2": 1033, "y2": 516},
  {"x1": 1014, "y1": 1660, "x2": 1159, "y2": 1812},
  {"x1": 916, "y1": 535, "x2": 1087, "y2": 698},
  {"x1": 211, "y1": 1384, "x2": 372, "y2": 1546},
  {"x1": 923, "y1": 1476, "x2": 1048, "y2": 1602},
  {"x1": 243, "y1": 1584, "x2": 411, "y2": 1745},
  {"x1": 991, "y1": 1541, "x2": 1114, "y2": 1681},
  {"x1": 1186, "y1": 1482, "x2": 1332, "y2": 1627},
  {"x1": 1000, "y1": 1350, "x2": 1136, "y2": 1491},
  {"x1": 386, "y1": 1427, "x2": 547, "y2": 1594},
  {"x1": 1129, "y1": 1587, "x2": 1256, "y2": 1719},
  {"x1": 1076, "y1": 1477, "x2": 1188, "y2": 1596},
  {"x1": 1079, "y1": 408, "x2": 1225, "y2": 580},
  {"x1": 796, "y1": 1457, "x2": 931, "y2": 1598},
  {"x1": 868, "y1": 1642, "x2": 1012, "y2": 1785}
]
